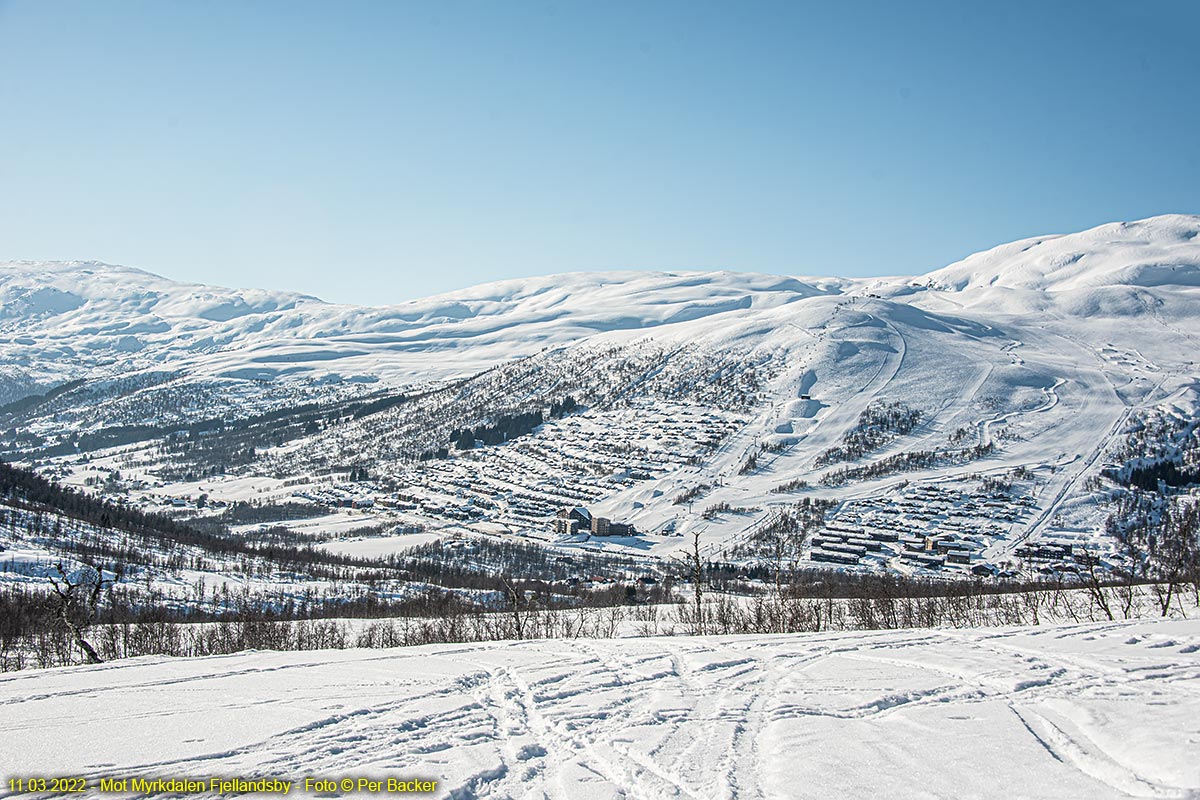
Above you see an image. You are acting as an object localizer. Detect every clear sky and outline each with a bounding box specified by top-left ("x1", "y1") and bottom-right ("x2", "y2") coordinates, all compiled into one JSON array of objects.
[{"x1": 1, "y1": 1, "x2": 1197, "y2": 306}]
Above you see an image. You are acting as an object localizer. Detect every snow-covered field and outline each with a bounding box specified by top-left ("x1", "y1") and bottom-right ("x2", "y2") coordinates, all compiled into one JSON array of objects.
[{"x1": 2, "y1": 617, "x2": 1197, "y2": 799}]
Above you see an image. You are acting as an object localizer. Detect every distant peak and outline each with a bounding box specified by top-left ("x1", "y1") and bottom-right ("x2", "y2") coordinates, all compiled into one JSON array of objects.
[{"x1": 917, "y1": 213, "x2": 1200, "y2": 295}]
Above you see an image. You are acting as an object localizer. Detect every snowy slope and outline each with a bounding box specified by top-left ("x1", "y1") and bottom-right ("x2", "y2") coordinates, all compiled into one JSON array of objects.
[
  {"x1": 4, "y1": 214, "x2": 1200, "y2": 572},
  {"x1": 0, "y1": 261, "x2": 843, "y2": 388},
  {"x1": 2, "y1": 214, "x2": 1196, "y2": 400},
  {"x1": 3, "y1": 214, "x2": 1196, "y2": 388},
  {"x1": 1, "y1": 617, "x2": 1197, "y2": 799},
  {"x1": 916, "y1": 214, "x2": 1200, "y2": 296}
]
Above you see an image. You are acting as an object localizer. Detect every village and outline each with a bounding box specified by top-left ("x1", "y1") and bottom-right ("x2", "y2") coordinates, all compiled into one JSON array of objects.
[
  {"x1": 808, "y1": 477, "x2": 1042, "y2": 576},
  {"x1": 46, "y1": 399, "x2": 1107, "y2": 584}
]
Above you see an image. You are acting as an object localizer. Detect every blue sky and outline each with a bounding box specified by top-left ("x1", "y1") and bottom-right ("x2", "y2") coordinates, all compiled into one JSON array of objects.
[{"x1": 1, "y1": 1, "x2": 1197, "y2": 305}]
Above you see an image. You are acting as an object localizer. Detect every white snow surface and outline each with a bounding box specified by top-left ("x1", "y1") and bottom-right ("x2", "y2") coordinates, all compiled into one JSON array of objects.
[
  {"x1": 1, "y1": 617, "x2": 1197, "y2": 799},
  {"x1": 4, "y1": 213, "x2": 1197, "y2": 388},
  {"x1": 0, "y1": 261, "x2": 843, "y2": 385},
  {"x1": 6, "y1": 213, "x2": 1200, "y2": 569}
]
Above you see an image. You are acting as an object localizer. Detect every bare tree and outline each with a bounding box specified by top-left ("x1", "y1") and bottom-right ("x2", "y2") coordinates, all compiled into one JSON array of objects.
[
  {"x1": 763, "y1": 508, "x2": 810, "y2": 632},
  {"x1": 493, "y1": 578, "x2": 526, "y2": 640},
  {"x1": 672, "y1": 530, "x2": 706, "y2": 635},
  {"x1": 49, "y1": 561, "x2": 119, "y2": 665},
  {"x1": 1076, "y1": 548, "x2": 1115, "y2": 622},
  {"x1": 1149, "y1": 503, "x2": 1198, "y2": 616},
  {"x1": 1115, "y1": 529, "x2": 1145, "y2": 619}
]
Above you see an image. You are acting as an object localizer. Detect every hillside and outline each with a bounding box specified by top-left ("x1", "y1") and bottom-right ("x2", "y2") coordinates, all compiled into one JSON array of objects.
[
  {"x1": 2, "y1": 214, "x2": 1199, "y2": 586},
  {"x1": 0, "y1": 262, "x2": 843, "y2": 389}
]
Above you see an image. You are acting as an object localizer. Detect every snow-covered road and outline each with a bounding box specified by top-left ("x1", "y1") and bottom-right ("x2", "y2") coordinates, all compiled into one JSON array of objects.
[{"x1": 2, "y1": 619, "x2": 1198, "y2": 799}]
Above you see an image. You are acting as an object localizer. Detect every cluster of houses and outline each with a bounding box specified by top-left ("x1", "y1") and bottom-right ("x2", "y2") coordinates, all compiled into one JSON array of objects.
[
  {"x1": 293, "y1": 487, "x2": 377, "y2": 510},
  {"x1": 553, "y1": 506, "x2": 638, "y2": 537},
  {"x1": 810, "y1": 522, "x2": 999, "y2": 572},
  {"x1": 808, "y1": 522, "x2": 979, "y2": 571},
  {"x1": 147, "y1": 494, "x2": 219, "y2": 511},
  {"x1": 809, "y1": 522, "x2": 895, "y2": 564},
  {"x1": 898, "y1": 532, "x2": 977, "y2": 570},
  {"x1": 1013, "y1": 540, "x2": 1089, "y2": 575},
  {"x1": 809, "y1": 480, "x2": 1038, "y2": 574}
]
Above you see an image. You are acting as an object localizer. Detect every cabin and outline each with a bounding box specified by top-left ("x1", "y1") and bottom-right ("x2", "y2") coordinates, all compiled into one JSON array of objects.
[
  {"x1": 946, "y1": 549, "x2": 972, "y2": 565},
  {"x1": 901, "y1": 550, "x2": 945, "y2": 569},
  {"x1": 811, "y1": 548, "x2": 859, "y2": 565}
]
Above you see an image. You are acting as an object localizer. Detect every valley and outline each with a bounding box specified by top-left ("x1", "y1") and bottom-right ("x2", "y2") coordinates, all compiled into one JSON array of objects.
[{"x1": 2, "y1": 215, "x2": 1200, "y2": 609}]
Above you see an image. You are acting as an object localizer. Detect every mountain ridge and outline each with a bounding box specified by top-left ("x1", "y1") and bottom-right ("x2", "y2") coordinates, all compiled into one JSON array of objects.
[
  {"x1": 2, "y1": 213, "x2": 1198, "y2": 393},
  {"x1": 7, "y1": 211, "x2": 1197, "y2": 302},
  {"x1": 2, "y1": 212, "x2": 1199, "y2": 585}
]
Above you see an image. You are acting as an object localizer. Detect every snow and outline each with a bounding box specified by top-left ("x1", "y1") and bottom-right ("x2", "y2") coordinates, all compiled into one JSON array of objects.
[
  {"x1": 7, "y1": 216, "x2": 1200, "y2": 794},
  {"x1": 317, "y1": 531, "x2": 445, "y2": 558},
  {"x1": 12, "y1": 214, "x2": 1190, "y2": 392},
  {"x1": 1, "y1": 617, "x2": 1197, "y2": 798},
  {"x1": 0, "y1": 262, "x2": 844, "y2": 387},
  {"x1": 5, "y1": 213, "x2": 1200, "y2": 575}
]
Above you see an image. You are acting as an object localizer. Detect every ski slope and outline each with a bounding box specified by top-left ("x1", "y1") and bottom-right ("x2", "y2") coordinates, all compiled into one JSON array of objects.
[
  {"x1": 2, "y1": 617, "x2": 1197, "y2": 799},
  {"x1": 3, "y1": 213, "x2": 1200, "y2": 574}
]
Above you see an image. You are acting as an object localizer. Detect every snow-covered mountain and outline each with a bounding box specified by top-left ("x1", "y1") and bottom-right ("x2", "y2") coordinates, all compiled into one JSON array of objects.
[
  {"x1": 0, "y1": 260, "x2": 844, "y2": 389},
  {"x1": 3, "y1": 215, "x2": 1197, "y2": 389},
  {"x1": 3, "y1": 213, "x2": 1199, "y2": 577}
]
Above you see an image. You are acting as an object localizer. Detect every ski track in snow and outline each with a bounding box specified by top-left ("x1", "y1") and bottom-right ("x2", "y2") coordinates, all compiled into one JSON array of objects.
[{"x1": 1, "y1": 618, "x2": 1198, "y2": 799}]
